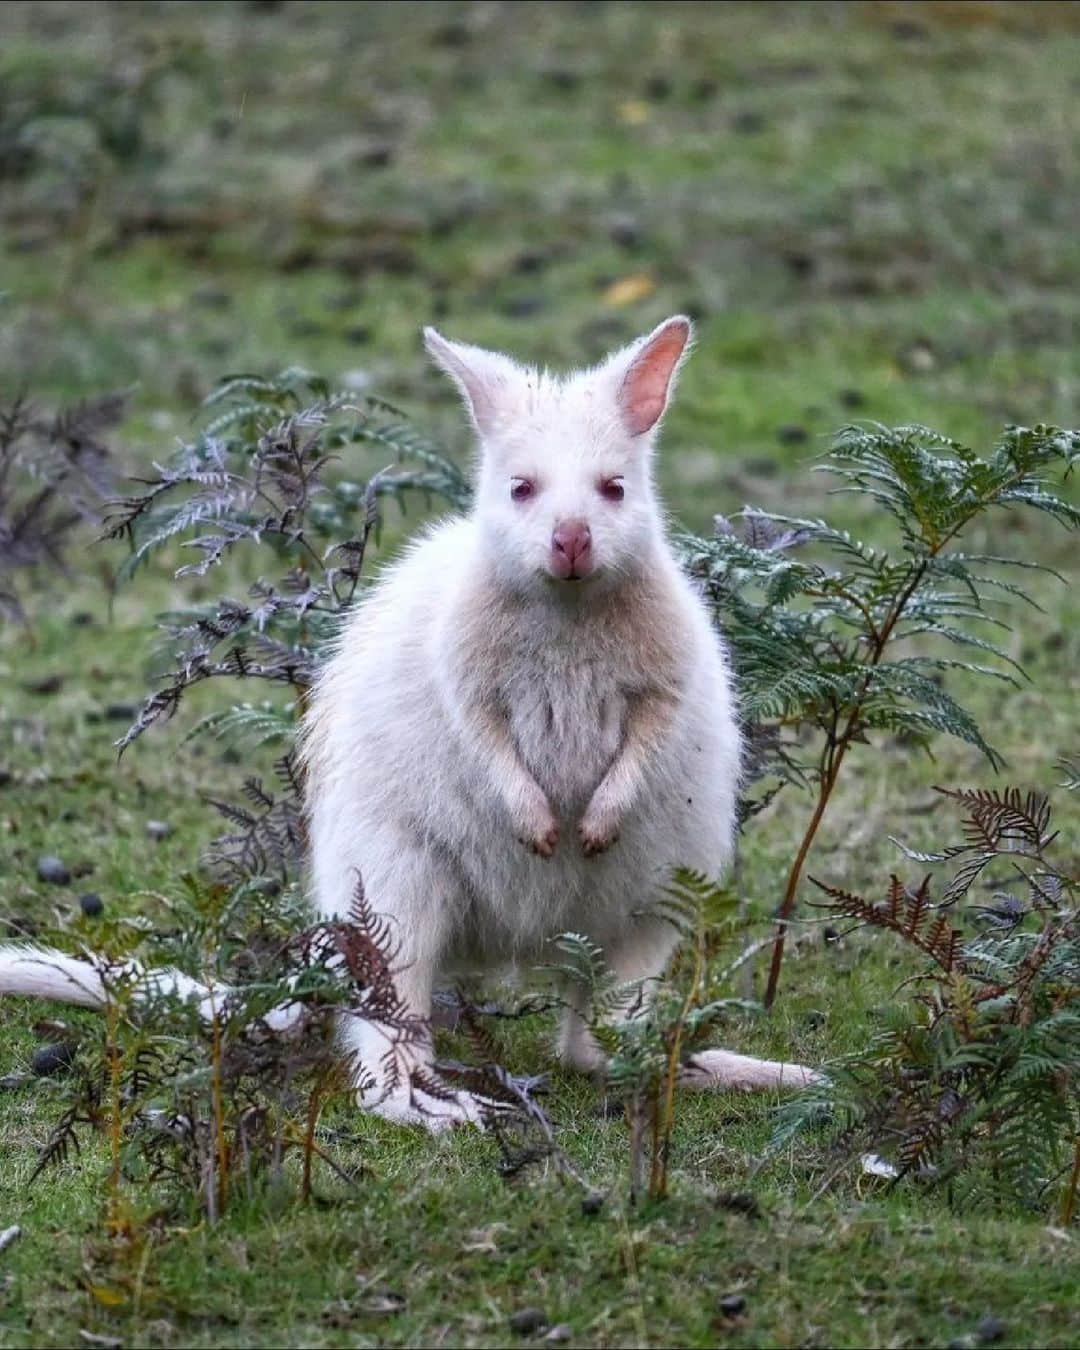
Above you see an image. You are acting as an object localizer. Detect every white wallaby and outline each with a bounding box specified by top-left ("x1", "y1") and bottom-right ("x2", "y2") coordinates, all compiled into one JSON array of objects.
[{"x1": 0, "y1": 316, "x2": 818, "y2": 1128}]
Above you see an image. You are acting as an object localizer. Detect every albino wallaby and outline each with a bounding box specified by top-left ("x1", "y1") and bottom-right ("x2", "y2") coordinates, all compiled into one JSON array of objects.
[{"x1": 0, "y1": 316, "x2": 818, "y2": 1128}]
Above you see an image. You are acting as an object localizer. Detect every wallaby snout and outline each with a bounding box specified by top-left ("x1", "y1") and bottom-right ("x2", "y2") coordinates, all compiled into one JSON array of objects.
[{"x1": 550, "y1": 519, "x2": 592, "y2": 580}]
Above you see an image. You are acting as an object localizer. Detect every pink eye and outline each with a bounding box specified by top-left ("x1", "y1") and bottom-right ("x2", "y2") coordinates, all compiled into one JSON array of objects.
[
  {"x1": 599, "y1": 477, "x2": 625, "y2": 503},
  {"x1": 510, "y1": 477, "x2": 535, "y2": 502}
]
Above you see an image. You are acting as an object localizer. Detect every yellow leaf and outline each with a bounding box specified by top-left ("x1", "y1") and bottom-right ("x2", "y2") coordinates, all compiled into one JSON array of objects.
[
  {"x1": 86, "y1": 1283, "x2": 127, "y2": 1308},
  {"x1": 602, "y1": 273, "x2": 656, "y2": 308},
  {"x1": 617, "y1": 99, "x2": 650, "y2": 126}
]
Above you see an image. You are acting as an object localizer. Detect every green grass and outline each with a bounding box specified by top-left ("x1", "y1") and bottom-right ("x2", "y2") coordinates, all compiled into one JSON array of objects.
[{"x1": 1, "y1": 2, "x2": 1078, "y2": 1346}]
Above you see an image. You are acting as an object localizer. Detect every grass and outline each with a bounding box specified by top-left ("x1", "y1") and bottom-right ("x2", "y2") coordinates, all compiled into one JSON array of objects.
[{"x1": 1, "y1": 2, "x2": 1078, "y2": 1346}]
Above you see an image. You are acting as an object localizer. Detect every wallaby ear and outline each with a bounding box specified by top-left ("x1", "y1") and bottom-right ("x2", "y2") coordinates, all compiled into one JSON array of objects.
[
  {"x1": 613, "y1": 315, "x2": 693, "y2": 437},
  {"x1": 423, "y1": 327, "x2": 523, "y2": 437}
]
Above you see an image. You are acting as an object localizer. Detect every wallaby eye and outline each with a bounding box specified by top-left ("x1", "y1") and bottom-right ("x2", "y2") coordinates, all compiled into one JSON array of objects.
[
  {"x1": 510, "y1": 477, "x2": 535, "y2": 503},
  {"x1": 599, "y1": 477, "x2": 625, "y2": 503}
]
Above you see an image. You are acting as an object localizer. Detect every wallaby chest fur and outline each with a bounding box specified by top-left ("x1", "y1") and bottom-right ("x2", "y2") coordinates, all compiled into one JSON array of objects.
[{"x1": 304, "y1": 514, "x2": 738, "y2": 964}]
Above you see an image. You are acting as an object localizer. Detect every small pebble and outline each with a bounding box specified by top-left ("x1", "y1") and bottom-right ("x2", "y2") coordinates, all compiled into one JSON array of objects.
[
  {"x1": 715, "y1": 1190, "x2": 763, "y2": 1219},
  {"x1": 731, "y1": 109, "x2": 766, "y2": 134},
  {"x1": 31, "y1": 1043, "x2": 76, "y2": 1077},
  {"x1": 544, "y1": 1326, "x2": 572, "y2": 1344},
  {"x1": 79, "y1": 892, "x2": 104, "y2": 918},
  {"x1": 23, "y1": 674, "x2": 62, "y2": 695},
  {"x1": 0, "y1": 1225, "x2": 22, "y2": 1255},
  {"x1": 719, "y1": 1293, "x2": 747, "y2": 1316},
  {"x1": 146, "y1": 820, "x2": 172, "y2": 841},
  {"x1": 502, "y1": 297, "x2": 546, "y2": 319},
  {"x1": 976, "y1": 1317, "x2": 1007, "y2": 1345},
  {"x1": 609, "y1": 216, "x2": 643, "y2": 252},
  {"x1": 0, "y1": 1073, "x2": 31, "y2": 1091},
  {"x1": 36, "y1": 856, "x2": 71, "y2": 886},
  {"x1": 509, "y1": 1308, "x2": 548, "y2": 1336}
]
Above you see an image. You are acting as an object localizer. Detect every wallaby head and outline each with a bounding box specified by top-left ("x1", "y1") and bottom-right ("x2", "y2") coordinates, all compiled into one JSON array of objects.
[{"x1": 423, "y1": 316, "x2": 692, "y2": 593}]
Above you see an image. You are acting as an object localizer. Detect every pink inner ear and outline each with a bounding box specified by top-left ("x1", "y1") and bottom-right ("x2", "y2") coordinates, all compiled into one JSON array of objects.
[{"x1": 619, "y1": 319, "x2": 691, "y2": 436}]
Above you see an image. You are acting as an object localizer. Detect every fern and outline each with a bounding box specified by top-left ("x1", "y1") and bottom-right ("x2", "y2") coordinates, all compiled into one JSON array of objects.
[
  {"x1": 684, "y1": 422, "x2": 1079, "y2": 1006},
  {"x1": 107, "y1": 368, "x2": 468, "y2": 759},
  {"x1": 780, "y1": 775, "x2": 1079, "y2": 1219}
]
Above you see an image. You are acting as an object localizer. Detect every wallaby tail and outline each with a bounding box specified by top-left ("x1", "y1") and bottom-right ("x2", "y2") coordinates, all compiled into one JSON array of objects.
[
  {"x1": 0, "y1": 944, "x2": 305, "y2": 1035},
  {"x1": 680, "y1": 1047, "x2": 823, "y2": 1091},
  {"x1": 0, "y1": 944, "x2": 111, "y2": 1008}
]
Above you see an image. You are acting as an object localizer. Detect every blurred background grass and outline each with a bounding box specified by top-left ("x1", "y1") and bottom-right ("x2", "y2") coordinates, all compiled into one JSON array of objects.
[{"x1": 2, "y1": 0, "x2": 1078, "y2": 529}]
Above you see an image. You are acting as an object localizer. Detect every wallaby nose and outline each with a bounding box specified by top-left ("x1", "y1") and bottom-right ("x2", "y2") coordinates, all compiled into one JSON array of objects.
[{"x1": 550, "y1": 520, "x2": 592, "y2": 579}]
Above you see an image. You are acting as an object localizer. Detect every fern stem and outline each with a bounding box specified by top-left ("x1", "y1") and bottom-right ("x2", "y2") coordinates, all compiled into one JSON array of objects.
[
  {"x1": 1062, "y1": 1135, "x2": 1080, "y2": 1227},
  {"x1": 764, "y1": 560, "x2": 929, "y2": 1008},
  {"x1": 653, "y1": 907, "x2": 707, "y2": 1198},
  {"x1": 764, "y1": 767, "x2": 839, "y2": 1009}
]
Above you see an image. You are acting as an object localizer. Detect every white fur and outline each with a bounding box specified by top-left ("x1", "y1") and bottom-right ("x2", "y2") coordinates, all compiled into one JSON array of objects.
[
  {"x1": 0, "y1": 317, "x2": 819, "y2": 1127},
  {"x1": 302, "y1": 317, "x2": 818, "y2": 1124}
]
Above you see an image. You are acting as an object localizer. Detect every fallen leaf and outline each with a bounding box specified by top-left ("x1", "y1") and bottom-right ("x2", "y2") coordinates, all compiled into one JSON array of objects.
[
  {"x1": 617, "y1": 100, "x2": 651, "y2": 125},
  {"x1": 602, "y1": 273, "x2": 656, "y2": 308},
  {"x1": 85, "y1": 1284, "x2": 127, "y2": 1308}
]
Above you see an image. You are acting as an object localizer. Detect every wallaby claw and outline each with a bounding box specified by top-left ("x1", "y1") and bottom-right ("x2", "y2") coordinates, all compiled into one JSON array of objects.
[
  {"x1": 520, "y1": 822, "x2": 559, "y2": 857},
  {"x1": 578, "y1": 818, "x2": 618, "y2": 857}
]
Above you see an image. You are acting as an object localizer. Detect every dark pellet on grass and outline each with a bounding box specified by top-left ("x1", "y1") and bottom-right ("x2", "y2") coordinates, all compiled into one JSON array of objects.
[
  {"x1": 610, "y1": 221, "x2": 643, "y2": 252},
  {"x1": 715, "y1": 1190, "x2": 763, "y2": 1219},
  {"x1": 79, "y1": 892, "x2": 104, "y2": 918},
  {"x1": 777, "y1": 424, "x2": 809, "y2": 446},
  {"x1": 503, "y1": 297, "x2": 546, "y2": 319},
  {"x1": 580, "y1": 1191, "x2": 604, "y2": 1216},
  {"x1": 731, "y1": 109, "x2": 766, "y2": 134},
  {"x1": 542, "y1": 69, "x2": 580, "y2": 92},
  {"x1": 510, "y1": 1308, "x2": 548, "y2": 1336},
  {"x1": 31, "y1": 1043, "x2": 76, "y2": 1077},
  {"x1": 719, "y1": 1294, "x2": 747, "y2": 1317},
  {"x1": 783, "y1": 250, "x2": 815, "y2": 277},
  {"x1": 23, "y1": 674, "x2": 62, "y2": 695},
  {"x1": 36, "y1": 856, "x2": 71, "y2": 886},
  {"x1": 513, "y1": 250, "x2": 549, "y2": 275},
  {"x1": 146, "y1": 820, "x2": 172, "y2": 841},
  {"x1": 976, "y1": 1317, "x2": 1007, "y2": 1345}
]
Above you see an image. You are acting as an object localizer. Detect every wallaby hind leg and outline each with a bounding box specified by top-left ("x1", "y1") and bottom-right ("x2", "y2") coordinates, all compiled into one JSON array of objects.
[
  {"x1": 556, "y1": 914, "x2": 680, "y2": 1074},
  {"x1": 315, "y1": 832, "x2": 485, "y2": 1130},
  {"x1": 556, "y1": 916, "x2": 820, "y2": 1090}
]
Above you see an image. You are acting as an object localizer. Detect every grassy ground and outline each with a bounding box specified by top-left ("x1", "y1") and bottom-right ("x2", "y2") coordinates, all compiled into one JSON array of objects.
[{"x1": 1, "y1": 2, "x2": 1078, "y2": 1346}]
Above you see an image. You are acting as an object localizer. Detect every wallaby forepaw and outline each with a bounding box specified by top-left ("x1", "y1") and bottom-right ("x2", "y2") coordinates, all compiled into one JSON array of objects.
[
  {"x1": 578, "y1": 813, "x2": 618, "y2": 857},
  {"x1": 518, "y1": 810, "x2": 560, "y2": 857}
]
